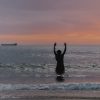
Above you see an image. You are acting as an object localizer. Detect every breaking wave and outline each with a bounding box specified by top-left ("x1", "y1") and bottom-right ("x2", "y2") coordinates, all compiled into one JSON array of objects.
[{"x1": 0, "y1": 83, "x2": 100, "y2": 91}]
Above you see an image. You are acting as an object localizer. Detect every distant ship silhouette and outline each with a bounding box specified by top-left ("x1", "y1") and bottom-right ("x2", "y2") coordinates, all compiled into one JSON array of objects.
[{"x1": 1, "y1": 43, "x2": 18, "y2": 46}]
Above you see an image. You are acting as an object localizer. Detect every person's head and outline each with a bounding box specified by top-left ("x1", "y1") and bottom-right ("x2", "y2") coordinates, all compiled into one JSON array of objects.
[{"x1": 57, "y1": 50, "x2": 61, "y2": 55}]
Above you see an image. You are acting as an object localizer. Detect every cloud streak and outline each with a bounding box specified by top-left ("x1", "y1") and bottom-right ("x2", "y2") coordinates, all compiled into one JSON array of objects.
[{"x1": 0, "y1": 0, "x2": 100, "y2": 44}]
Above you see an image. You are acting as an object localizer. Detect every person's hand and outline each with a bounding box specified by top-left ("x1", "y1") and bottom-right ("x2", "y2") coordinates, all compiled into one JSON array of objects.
[
  {"x1": 64, "y1": 43, "x2": 66, "y2": 46},
  {"x1": 54, "y1": 43, "x2": 57, "y2": 46}
]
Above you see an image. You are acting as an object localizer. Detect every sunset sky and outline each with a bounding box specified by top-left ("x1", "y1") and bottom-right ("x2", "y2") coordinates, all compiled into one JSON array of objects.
[{"x1": 0, "y1": 0, "x2": 100, "y2": 44}]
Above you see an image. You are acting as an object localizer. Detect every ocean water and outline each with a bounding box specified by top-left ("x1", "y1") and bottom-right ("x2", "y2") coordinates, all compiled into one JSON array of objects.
[
  {"x1": 0, "y1": 45, "x2": 100, "y2": 99},
  {"x1": 0, "y1": 44, "x2": 100, "y2": 66}
]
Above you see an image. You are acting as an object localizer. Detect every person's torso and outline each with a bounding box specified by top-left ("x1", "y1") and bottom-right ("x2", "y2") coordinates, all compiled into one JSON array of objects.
[{"x1": 56, "y1": 54, "x2": 64, "y2": 64}]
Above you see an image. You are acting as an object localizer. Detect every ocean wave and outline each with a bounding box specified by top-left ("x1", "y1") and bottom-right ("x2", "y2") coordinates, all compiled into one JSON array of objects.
[
  {"x1": 0, "y1": 63, "x2": 100, "y2": 77},
  {"x1": 0, "y1": 83, "x2": 100, "y2": 91}
]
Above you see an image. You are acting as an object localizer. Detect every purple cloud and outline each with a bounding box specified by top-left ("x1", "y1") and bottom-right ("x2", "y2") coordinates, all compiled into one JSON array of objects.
[{"x1": 0, "y1": 0, "x2": 100, "y2": 34}]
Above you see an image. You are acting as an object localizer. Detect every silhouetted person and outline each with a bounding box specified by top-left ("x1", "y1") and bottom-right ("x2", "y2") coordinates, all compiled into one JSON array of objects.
[{"x1": 54, "y1": 43, "x2": 66, "y2": 77}]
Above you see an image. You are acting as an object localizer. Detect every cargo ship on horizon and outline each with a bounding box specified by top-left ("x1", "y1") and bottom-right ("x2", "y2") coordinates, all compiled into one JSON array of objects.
[{"x1": 1, "y1": 43, "x2": 18, "y2": 46}]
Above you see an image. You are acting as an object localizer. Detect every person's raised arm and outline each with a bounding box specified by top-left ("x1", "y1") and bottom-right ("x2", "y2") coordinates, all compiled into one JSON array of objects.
[
  {"x1": 62, "y1": 43, "x2": 66, "y2": 55},
  {"x1": 54, "y1": 43, "x2": 57, "y2": 55}
]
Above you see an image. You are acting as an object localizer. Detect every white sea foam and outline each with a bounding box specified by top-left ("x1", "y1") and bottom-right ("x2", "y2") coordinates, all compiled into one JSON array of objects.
[{"x1": 0, "y1": 83, "x2": 100, "y2": 91}]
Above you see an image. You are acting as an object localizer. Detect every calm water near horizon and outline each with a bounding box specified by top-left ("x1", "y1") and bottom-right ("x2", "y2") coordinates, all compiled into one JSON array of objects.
[{"x1": 0, "y1": 44, "x2": 100, "y2": 65}]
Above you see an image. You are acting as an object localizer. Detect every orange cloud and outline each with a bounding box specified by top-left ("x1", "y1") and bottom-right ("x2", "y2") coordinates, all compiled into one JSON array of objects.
[{"x1": 0, "y1": 32, "x2": 100, "y2": 45}]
